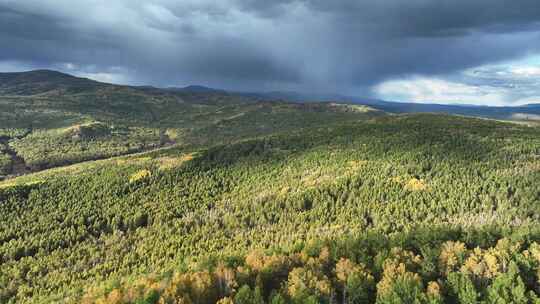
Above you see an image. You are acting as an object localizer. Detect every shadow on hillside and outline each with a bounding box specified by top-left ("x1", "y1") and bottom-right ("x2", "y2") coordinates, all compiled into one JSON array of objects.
[{"x1": 185, "y1": 114, "x2": 516, "y2": 173}]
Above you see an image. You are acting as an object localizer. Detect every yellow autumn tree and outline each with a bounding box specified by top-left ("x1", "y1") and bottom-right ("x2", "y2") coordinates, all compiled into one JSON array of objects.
[
  {"x1": 287, "y1": 267, "x2": 333, "y2": 302},
  {"x1": 439, "y1": 241, "x2": 468, "y2": 275},
  {"x1": 335, "y1": 258, "x2": 375, "y2": 303}
]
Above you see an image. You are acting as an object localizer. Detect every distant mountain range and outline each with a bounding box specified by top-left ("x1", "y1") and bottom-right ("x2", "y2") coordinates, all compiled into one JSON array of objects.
[
  {"x1": 1, "y1": 70, "x2": 539, "y2": 121},
  {"x1": 351, "y1": 99, "x2": 540, "y2": 120},
  {"x1": 166, "y1": 85, "x2": 228, "y2": 94},
  {"x1": 172, "y1": 85, "x2": 540, "y2": 121}
]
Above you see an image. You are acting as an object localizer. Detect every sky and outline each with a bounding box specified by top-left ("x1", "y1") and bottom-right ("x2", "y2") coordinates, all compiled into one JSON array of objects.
[{"x1": 1, "y1": 0, "x2": 540, "y2": 106}]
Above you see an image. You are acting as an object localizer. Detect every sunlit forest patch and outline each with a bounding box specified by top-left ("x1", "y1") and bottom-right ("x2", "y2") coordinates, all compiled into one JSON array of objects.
[{"x1": 0, "y1": 113, "x2": 538, "y2": 303}]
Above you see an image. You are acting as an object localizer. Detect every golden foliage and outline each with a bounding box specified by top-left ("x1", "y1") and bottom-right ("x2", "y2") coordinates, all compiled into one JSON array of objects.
[
  {"x1": 216, "y1": 297, "x2": 234, "y2": 304},
  {"x1": 347, "y1": 160, "x2": 368, "y2": 173},
  {"x1": 245, "y1": 251, "x2": 294, "y2": 273},
  {"x1": 165, "y1": 128, "x2": 181, "y2": 141},
  {"x1": 377, "y1": 261, "x2": 422, "y2": 297},
  {"x1": 335, "y1": 258, "x2": 374, "y2": 285},
  {"x1": 287, "y1": 267, "x2": 332, "y2": 298},
  {"x1": 318, "y1": 247, "x2": 330, "y2": 265},
  {"x1": 158, "y1": 271, "x2": 215, "y2": 303},
  {"x1": 439, "y1": 241, "x2": 468, "y2": 275},
  {"x1": 460, "y1": 238, "x2": 521, "y2": 280},
  {"x1": 461, "y1": 248, "x2": 498, "y2": 279},
  {"x1": 278, "y1": 186, "x2": 291, "y2": 196},
  {"x1": 81, "y1": 239, "x2": 539, "y2": 304},
  {"x1": 245, "y1": 251, "x2": 265, "y2": 271},
  {"x1": 388, "y1": 247, "x2": 423, "y2": 267},
  {"x1": 376, "y1": 247, "x2": 423, "y2": 297},
  {"x1": 525, "y1": 242, "x2": 540, "y2": 262},
  {"x1": 523, "y1": 242, "x2": 540, "y2": 283},
  {"x1": 105, "y1": 289, "x2": 123, "y2": 304},
  {"x1": 426, "y1": 281, "x2": 441, "y2": 297},
  {"x1": 129, "y1": 169, "x2": 152, "y2": 183},
  {"x1": 157, "y1": 153, "x2": 194, "y2": 171},
  {"x1": 405, "y1": 177, "x2": 427, "y2": 191}
]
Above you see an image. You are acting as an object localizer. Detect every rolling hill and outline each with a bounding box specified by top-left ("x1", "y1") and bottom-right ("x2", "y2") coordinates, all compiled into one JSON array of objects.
[
  {"x1": 0, "y1": 70, "x2": 381, "y2": 178},
  {"x1": 0, "y1": 70, "x2": 539, "y2": 303},
  {"x1": 239, "y1": 90, "x2": 540, "y2": 122},
  {"x1": 0, "y1": 69, "x2": 105, "y2": 96},
  {"x1": 158, "y1": 84, "x2": 540, "y2": 123}
]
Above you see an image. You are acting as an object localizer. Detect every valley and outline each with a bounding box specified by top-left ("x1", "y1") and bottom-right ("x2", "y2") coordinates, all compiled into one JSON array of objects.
[{"x1": 0, "y1": 130, "x2": 31, "y2": 179}]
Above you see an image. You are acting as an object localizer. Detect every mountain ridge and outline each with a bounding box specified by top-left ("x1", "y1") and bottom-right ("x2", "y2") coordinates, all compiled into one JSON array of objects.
[
  {"x1": 0, "y1": 69, "x2": 106, "y2": 96},
  {"x1": 1, "y1": 70, "x2": 539, "y2": 121}
]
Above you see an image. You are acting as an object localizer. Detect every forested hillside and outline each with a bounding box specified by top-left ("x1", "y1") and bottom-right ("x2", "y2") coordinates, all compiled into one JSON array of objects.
[
  {"x1": 242, "y1": 91, "x2": 540, "y2": 123},
  {"x1": 0, "y1": 111, "x2": 539, "y2": 303},
  {"x1": 0, "y1": 70, "x2": 380, "y2": 178},
  {"x1": 2, "y1": 0, "x2": 540, "y2": 300}
]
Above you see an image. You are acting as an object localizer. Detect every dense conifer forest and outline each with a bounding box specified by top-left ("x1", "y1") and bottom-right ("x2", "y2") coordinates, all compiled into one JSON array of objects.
[
  {"x1": 0, "y1": 71, "x2": 539, "y2": 303},
  {"x1": 1, "y1": 112, "x2": 539, "y2": 303}
]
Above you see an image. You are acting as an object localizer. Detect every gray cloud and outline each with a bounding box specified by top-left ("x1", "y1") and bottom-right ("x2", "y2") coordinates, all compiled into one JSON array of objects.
[{"x1": 1, "y1": 0, "x2": 540, "y2": 99}]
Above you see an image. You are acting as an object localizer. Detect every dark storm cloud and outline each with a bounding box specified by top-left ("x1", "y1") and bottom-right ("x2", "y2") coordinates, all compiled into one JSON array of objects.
[
  {"x1": 303, "y1": 0, "x2": 540, "y2": 36},
  {"x1": 1, "y1": 0, "x2": 540, "y2": 94}
]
